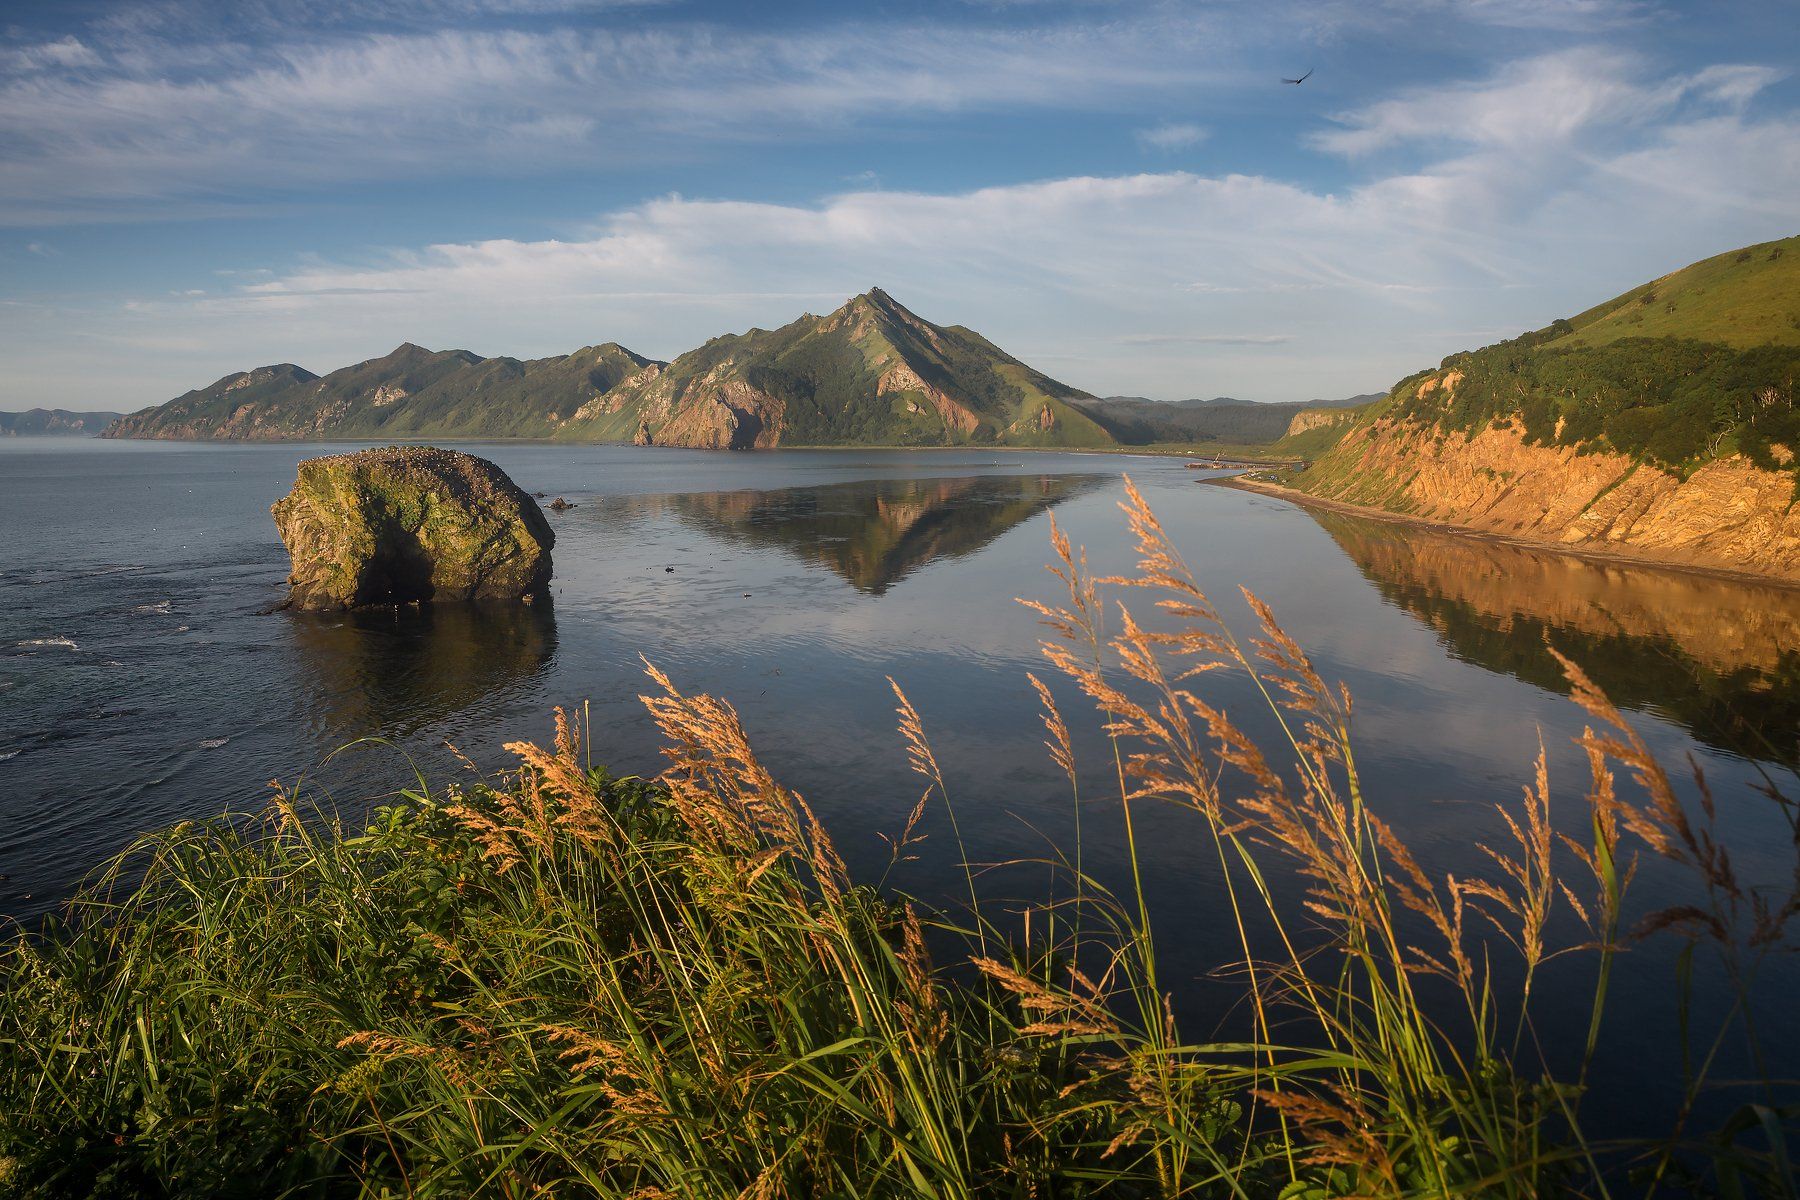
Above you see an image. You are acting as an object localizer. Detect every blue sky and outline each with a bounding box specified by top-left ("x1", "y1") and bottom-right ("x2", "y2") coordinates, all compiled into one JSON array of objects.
[{"x1": 2, "y1": 0, "x2": 1796, "y2": 408}]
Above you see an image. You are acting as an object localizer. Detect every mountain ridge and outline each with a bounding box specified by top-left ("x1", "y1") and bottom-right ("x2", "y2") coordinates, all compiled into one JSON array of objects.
[
  {"x1": 108, "y1": 291, "x2": 1114, "y2": 450},
  {"x1": 0, "y1": 408, "x2": 125, "y2": 437}
]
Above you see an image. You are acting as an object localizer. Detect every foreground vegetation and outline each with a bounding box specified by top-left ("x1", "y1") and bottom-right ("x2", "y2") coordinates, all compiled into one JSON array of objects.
[{"x1": 3, "y1": 484, "x2": 1796, "y2": 1197}]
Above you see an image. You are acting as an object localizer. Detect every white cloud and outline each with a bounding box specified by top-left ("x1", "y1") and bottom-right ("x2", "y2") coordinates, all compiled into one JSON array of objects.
[
  {"x1": 2, "y1": 37, "x2": 104, "y2": 72},
  {"x1": 1377, "y1": 0, "x2": 1649, "y2": 32},
  {"x1": 0, "y1": 17, "x2": 1221, "y2": 221},
  {"x1": 1136, "y1": 122, "x2": 1209, "y2": 152},
  {"x1": 1312, "y1": 49, "x2": 1785, "y2": 158}
]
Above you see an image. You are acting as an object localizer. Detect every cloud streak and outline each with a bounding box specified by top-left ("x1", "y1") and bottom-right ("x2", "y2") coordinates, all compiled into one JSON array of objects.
[
  {"x1": 1119, "y1": 333, "x2": 1292, "y2": 345},
  {"x1": 0, "y1": 15, "x2": 1222, "y2": 222},
  {"x1": 1136, "y1": 122, "x2": 1209, "y2": 152},
  {"x1": 1313, "y1": 48, "x2": 1784, "y2": 156}
]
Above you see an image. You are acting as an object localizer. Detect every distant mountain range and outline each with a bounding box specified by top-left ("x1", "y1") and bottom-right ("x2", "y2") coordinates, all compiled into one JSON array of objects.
[
  {"x1": 1072, "y1": 393, "x2": 1381, "y2": 445},
  {"x1": 108, "y1": 290, "x2": 1118, "y2": 450},
  {"x1": 1, "y1": 409, "x2": 123, "y2": 437},
  {"x1": 106, "y1": 290, "x2": 1374, "y2": 450}
]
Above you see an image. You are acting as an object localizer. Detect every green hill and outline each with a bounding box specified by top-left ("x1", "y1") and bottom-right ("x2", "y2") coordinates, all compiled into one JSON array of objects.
[
  {"x1": 1364, "y1": 234, "x2": 1800, "y2": 478},
  {"x1": 107, "y1": 291, "x2": 1113, "y2": 450},
  {"x1": 1273, "y1": 235, "x2": 1800, "y2": 585},
  {"x1": 1541, "y1": 235, "x2": 1800, "y2": 351}
]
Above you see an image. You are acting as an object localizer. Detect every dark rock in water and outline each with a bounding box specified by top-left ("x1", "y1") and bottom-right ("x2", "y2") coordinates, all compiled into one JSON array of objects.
[
  {"x1": 271, "y1": 445, "x2": 554, "y2": 609},
  {"x1": 548, "y1": 497, "x2": 575, "y2": 511}
]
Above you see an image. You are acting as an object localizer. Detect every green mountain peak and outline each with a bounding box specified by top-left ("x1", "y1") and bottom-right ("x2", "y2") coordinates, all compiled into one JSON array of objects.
[{"x1": 111, "y1": 292, "x2": 1110, "y2": 450}]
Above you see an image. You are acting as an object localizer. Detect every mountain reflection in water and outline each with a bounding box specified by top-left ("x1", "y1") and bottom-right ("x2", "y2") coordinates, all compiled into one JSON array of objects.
[
  {"x1": 621, "y1": 473, "x2": 1108, "y2": 595},
  {"x1": 287, "y1": 601, "x2": 558, "y2": 738},
  {"x1": 1315, "y1": 510, "x2": 1800, "y2": 766}
]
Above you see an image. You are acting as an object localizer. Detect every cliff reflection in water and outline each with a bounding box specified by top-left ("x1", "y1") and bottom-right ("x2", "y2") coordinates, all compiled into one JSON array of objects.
[
  {"x1": 646, "y1": 473, "x2": 1108, "y2": 594},
  {"x1": 1316, "y1": 511, "x2": 1800, "y2": 766},
  {"x1": 286, "y1": 601, "x2": 558, "y2": 737}
]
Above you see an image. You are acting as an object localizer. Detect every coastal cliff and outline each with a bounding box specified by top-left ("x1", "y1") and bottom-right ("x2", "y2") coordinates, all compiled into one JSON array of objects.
[
  {"x1": 1292, "y1": 407, "x2": 1800, "y2": 583},
  {"x1": 1273, "y1": 236, "x2": 1800, "y2": 584}
]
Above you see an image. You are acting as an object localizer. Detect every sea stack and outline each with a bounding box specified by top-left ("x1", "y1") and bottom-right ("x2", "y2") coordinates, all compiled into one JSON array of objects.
[{"x1": 271, "y1": 446, "x2": 554, "y2": 609}]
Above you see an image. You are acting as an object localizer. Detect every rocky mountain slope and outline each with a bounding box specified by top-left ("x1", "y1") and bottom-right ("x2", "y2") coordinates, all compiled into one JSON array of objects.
[
  {"x1": 1274, "y1": 236, "x2": 1800, "y2": 584},
  {"x1": 1, "y1": 409, "x2": 124, "y2": 436},
  {"x1": 108, "y1": 291, "x2": 1112, "y2": 450}
]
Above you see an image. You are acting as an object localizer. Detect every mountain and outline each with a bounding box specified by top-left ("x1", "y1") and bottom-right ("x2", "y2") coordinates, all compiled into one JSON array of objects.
[
  {"x1": 105, "y1": 344, "x2": 656, "y2": 442},
  {"x1": 108, "y1": 290, "x2": 1113, "y2": 450},
  {"x1": 1266, "y1": 235, "x2": 1800, "y2": 583},
  {"x1": 0, "y1": 409, "x2": 124, "y2": 436},
  {"x1": 1071, "y1": 392, "x2": 1379, "y2": 446},
  {"x1": 555, "y1": 288, "x2": 1108, "y2": 449}
]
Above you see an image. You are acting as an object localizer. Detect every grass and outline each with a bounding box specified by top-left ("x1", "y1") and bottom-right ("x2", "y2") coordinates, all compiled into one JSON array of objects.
[
  {"x1": 1548, "y1": 236, "x2": 1800, "y2": 352},
  {"x1": 3, "y1": 482, "x2": 1796, "y2": 1198}
]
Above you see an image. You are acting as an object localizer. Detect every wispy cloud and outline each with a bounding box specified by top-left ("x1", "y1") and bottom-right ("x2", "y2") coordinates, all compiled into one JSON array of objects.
[
  {"x1": 1135, "y1": 122, "x2": 1208, "y2": 152},
  {"x1": 1373, "y1": 0, "x2": 1651, "y2": 32},
  {"x1": 0, "y1": 15, "x2": 1221, "y2": 222},
  {"x1": 1312, "y1": 48, "x2": 1784, "y2": 157},
  {"x1": 1119, "y1": 333, "x2": 1291, "y2": 345}
]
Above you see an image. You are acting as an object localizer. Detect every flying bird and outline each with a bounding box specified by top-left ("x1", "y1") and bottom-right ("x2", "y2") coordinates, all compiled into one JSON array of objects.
[{"x1": 1281, "y1": 68, "x2": 1313, "y2": 85}]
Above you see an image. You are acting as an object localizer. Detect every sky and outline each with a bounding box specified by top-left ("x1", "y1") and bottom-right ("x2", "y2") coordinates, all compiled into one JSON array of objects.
[{"x1": 1, "y1": 0, "x2": 1797, "y2": 410}]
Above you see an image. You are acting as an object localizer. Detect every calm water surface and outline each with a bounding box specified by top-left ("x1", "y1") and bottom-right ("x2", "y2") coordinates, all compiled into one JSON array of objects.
[{"x1": 3, "y1": 439, "x2": 1797, "y2": 1136}]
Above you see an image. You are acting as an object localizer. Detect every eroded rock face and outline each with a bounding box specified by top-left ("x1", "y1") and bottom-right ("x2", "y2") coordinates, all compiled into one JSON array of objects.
[
  {"x1": 1295, "y1": 417, "x2": 1800, "y2": 583},
  {"x1": 1284, "y1": 407, "x2": 1354, "y2": 438},
  {"x1": 271, "y1": 446, "x2": 554, "y2": 609}
]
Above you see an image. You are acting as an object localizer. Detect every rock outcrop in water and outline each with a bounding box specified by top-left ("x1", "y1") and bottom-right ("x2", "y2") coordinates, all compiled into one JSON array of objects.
[{"x1": 271, "y1": 446, "x2": 553, "y2": 609}]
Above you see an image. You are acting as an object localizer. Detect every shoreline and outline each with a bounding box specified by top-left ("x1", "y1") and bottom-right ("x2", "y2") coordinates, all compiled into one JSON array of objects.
[
  {"x1": 1214, "y1": 473, "x2": 1800, "y2": 594},
  {"x1": 90, "y1": 434, "x2": 1271, "y2": 461}
]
